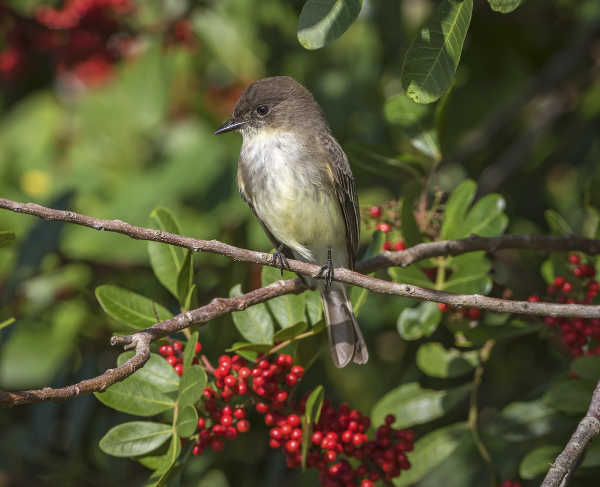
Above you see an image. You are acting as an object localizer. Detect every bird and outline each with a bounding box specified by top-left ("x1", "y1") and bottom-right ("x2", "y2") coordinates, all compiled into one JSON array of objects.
[{"x1": 214, "y1": 76, "x2": 368, "y2": 367}]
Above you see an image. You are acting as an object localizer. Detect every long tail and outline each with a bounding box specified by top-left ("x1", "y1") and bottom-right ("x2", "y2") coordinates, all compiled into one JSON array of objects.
[{"x1": 320, "y1": 283, "x2": 368, "y2": 368}]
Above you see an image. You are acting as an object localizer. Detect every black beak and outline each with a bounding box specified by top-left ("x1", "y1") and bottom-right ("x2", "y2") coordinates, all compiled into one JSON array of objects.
[{"x1": 213, "y1": 118, "x2": 246, "y2": 135}]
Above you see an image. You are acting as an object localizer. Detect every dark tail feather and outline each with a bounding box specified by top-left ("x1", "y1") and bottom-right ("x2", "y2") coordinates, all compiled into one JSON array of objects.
[{"x1": 320, "y1": 283, "x2": 368, "y2": 368}]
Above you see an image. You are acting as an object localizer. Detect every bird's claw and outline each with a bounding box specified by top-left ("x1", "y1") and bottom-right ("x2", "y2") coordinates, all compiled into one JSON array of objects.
[
  {"x1": 272, "y1": 246, "x2": 289, "y2": 276},
  {"x1": 314, "y1": 248, "x2": 334, "y2": 289}
]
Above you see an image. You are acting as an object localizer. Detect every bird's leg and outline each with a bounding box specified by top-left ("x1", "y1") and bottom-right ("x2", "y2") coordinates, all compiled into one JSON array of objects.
[
  {"x1": 315, "y1": 247, "x2": 334, "y2": 288},
  {"x1": 271, "y1": 244, "x2": 289, "y2": 276}
]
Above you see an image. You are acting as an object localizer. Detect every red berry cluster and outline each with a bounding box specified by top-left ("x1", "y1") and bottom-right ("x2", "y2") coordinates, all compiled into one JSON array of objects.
[
  {"x1": 501, "y1": 480, "x2": 522, "y2": 487},
  {"x1": 437, "y1": 302, "x2": 482, "y2": 321},
  {"x1": 157, "y1": 348, "x2": 414, "y2": 486},
  {"x1": 367, "y1": 205, "x2": 407, "y2": 252},
  {"x1": 533, "y1": 254, "x2": 600, "y2": 356},
  {"x1": 158, "y1": 340, "x2": 202, "y2": 376}
]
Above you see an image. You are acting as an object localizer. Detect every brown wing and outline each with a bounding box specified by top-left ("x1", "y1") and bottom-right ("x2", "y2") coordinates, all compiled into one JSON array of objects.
[{"x1": 323, "y1": 134, "x2": 360, "y2": 269}]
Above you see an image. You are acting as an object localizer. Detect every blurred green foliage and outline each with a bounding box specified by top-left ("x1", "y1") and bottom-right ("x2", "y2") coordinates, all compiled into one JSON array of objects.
[{"x1": 2, "y1": 0, "x2": 600, "y2": 486}]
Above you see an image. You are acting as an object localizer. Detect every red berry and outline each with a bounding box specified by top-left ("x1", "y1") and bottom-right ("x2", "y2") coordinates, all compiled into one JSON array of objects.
[
  {"x1": 288, "y1": 414, "x2": 300, "y2": 427},
  {"x1": 233, "y1": 408, "x2": 245, "y2": 419},
  {"x1": 164, "y1": 345, "x2": 175, "y2": 356},
  {"x1": 291, "y1": 365, "x2": 304, "y2": 377},
  {"x1": 274, "y1": 391, "x2": 288, "y2": 403},
  {"x1": 382, "y1": 241, "x2": 392, "y2": 251},
  {"x1": 174, "y1": 363, "x2": 184, "y2": 376},
  {"x1": 285, "y1": 373, "x2": 297, "y2": 386},
  {"x1": 361, "y1": 480, "x2": 374, "y2": 487},
  {"x1": 291, "y1": 428, "x2": 302, "y2": 440},
  {"x1": 569, "y1": 254, "x2": 581, "y2": 264},
  {"x1": 197, "y1": 417, "x2": 206, "y2": 429},
  {"x1": 312, "y1": 431, "x2": 324, "y2": 445},
  {"x1": 195, "y1": 342, "x2": 202, "y2": 354},
  {"x1": 224, "y1": 375, "x2": 237, "y2": 387},
  {"x1": 166, "y1": 355, "x2": 178, "y2": 366},
  {"x1": 437, "y1": 302, "x2": 448, "y2": 312},
  {"x1": 527, "y1": 295, "x2": 540, "y2": 302},
  {"x1": 237, "y1": 419, "x2": 250, "y2": 433},
  {"x1": 385, "y1": 414, "x2": 396, "y2": 425},
  {"x1": 238, "y1": 367, "x2": 251, "y2": 379},
  {"x1": 468, "y1": 308, "x2": 481, "y2": 320},
  {"x1": 562, "y1": 282, "x2": 573, "y2": 293},
  {"x1": 325, "y1": 450, "x2": 337, "y2": 462},
  {"x1": 173, "y1": 341, "x2": 183, "y2": 351},
  {"x1": 210, "y1": 438, "x2": 224, "y2": 451},
  {"x1": 554, "y1": 276, "x2": 566, "y2": 286},
  {"x1": 192, "y1": 444, "x2": 203, "y2": 456},
  {"x1": 269, "y1": 439, "x2": 280, "y2": 449},
  {"x1": 270, "y1": 427, "x2": 282, "y2": 440},
  {"x1": 376, "y1": 223, "x2": 391, "y2": 233},
  {"x1": 393, "y1": 240, "x2": 406, "y2": 251},
  {"x1": 158, "y1": 345, "x2": 169, "y2": 356},
  {"x1": 285, "y1": 440, "x2": 300, "y2": 452},
  {"x1": 369, "y1": 206, "x2": 382, "y2": 218},
  {"x1": 220, "y1": 415, "x2": 233, "y2": 427}
]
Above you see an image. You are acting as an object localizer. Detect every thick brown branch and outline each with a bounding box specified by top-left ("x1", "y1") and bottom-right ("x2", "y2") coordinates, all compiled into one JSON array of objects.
[{"x1": 541, "y1": 380, "x2": 600, "y2": 487}]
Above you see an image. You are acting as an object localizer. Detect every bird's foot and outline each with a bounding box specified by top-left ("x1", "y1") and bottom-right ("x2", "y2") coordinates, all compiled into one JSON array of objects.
[
  {"x1": 271, "y1": 245, "x2": 289, "y2": 276},
  {"x1": 314, "y1": 248, "x2": 334, "y2": 289}
]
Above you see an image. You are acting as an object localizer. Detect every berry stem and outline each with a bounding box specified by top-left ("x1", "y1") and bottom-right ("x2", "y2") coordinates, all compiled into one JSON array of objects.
[
  {"x1": 468, "y1": 339, "x2": 497, "y2": 487},
  {"x1": 201, "y1": 355, "x2": 216, "y2": 374}
]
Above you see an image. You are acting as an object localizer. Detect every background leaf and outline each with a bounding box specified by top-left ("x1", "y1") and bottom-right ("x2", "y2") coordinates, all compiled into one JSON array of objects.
[
  {"x1": 397, "y1": 301, "x2": 442, "y2": 340},
  {"x1": 229, "y1": 284, "x2": 274, "y2": 344},
  {"x1": 488, "y1": 0, "x2": 522, "y2": 14},
  {"x1": 401, "y1": 0, "x2": 473, "y2": 104},
  {"x1": 519, "y1": 445, "x2": 562, "y2": 479},
  {"x1": 297, "y1": 0, "x2": 363, "y2": 50},
  {"x1": 417, "y1": 342, "x2": 479, "y2": 378}
]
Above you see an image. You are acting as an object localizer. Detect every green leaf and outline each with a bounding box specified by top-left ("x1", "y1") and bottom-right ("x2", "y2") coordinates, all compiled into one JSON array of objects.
[
  {"x1": 461, "y1": 194, "x2": 508, "y2": 238},
  {"x1": 148, "y1": 207, "x2": 188, "y2": 299},
  {"x1": 273, "y1": 321, "x2": 309, "y2": 342},
  {"x1": 182, "y1": 332, "x2": 199, "y2": 369},
  {"x1": 226, "y1": 342, "x2": 273, "y2": 354},
  {"x1": 545, "y1": 209, "x2": 573, "y2": 236},
  {"x1": 305, "y1": 385, "x2": 325, "y2": 425},
  {"x1": 118, "y1": 352, "x2": 180, "y2": 393},
  {"x1": 571, "y1": 355, "x2": 600, "y2": 381},
  {"x1": 401, "y1": 189, "x2": 423, "y2": 247},
  {"x1": 487, "y1": 0, "x2": 522, "y2": 14},
  {"x1": 401, "y1": 0, "x2": 473, "y2": 104},
  {"x1": 262, "y1": 266, "x2": 306, "y2": 328},
  {"x1": 177, "y1": 365, "x2": 207, "y2": 409},
  {"x1": 176, "y1": 251, "x2": 195, "y2": 310},
  {"x1": 372, "y1": 382, "x2": 471, "y2": 429},
  {"x1": 154, "y1": 434, "x2": 182, "y2": 478},
  {"x1": 297, "y1": 0, "x2": 363, "y2": 50},
  {"x1": 95, "y1": 285, "x2": 172, "y2": 330},
  {"x1": 229, "y1": 284, "x2": 274, "y2": 344},
  {"x1": 384, "y1": 92, "x2": 431, "y2": 128},
  {"x1": 443, "y1": 253, "x2": 492, "y2": 295},
  {"x1": 440, "y1": 179, "x2": 476, "y2": 240},
  {"x1": 176, "y1": 406, "x2": 198, "y2": 438},
  {"x1": 397, "y1": 301, "x2": 441, "y2": 340},
  {"x1": 417, "y1": 342, "x2": 479, "y2": 378},
  {"x1": 389, "y1": 265, "x2": 434, "y2": 289},
  {"x1": 302, "y1": 385, "x2": 325, "y2": 469},
  {"x1": 519, "y1": 445, "x2": 561, "y2": 479},
  {"x1": 463, "y1": 319, "x2": 542, "y2": 346},
  {"x1": 305, "y1": 290, "x2": 323, "y2": 325},
  {"x1": 393, "y1": 422, "x2": 470, "y2": 486},
  {"x1": 99, "y1": 421, "x2": 172, "y2": 457},
  {"x1": 0, "y1": 317, "x2": 16, "y2": 331},
  {"x1": 95, "y1": 376, "x2": 175, "y2": 416},
  {"x1": 543, "y1": 379, "x2": 596, "y2": 413},
  {"x1": 0, "y1": 230, "x2": 15, "y2": 247}
]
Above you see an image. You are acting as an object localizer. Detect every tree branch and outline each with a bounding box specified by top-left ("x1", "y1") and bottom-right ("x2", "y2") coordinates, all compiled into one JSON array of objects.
[
  {"x1": 3, "y1": 197, "x2": 600, "y2": 409},
  {"x1": 541, "y1": 381, "x2": 600, "y2": 487}
]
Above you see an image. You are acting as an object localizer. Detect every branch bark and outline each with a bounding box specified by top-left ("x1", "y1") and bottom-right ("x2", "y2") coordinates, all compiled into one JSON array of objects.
[
  {"x1": 3, "y1": 197, "x2": 600, "y2": 410},
  {"x1": 541, "y1": 381, "x2": 600, "y2": 487}
]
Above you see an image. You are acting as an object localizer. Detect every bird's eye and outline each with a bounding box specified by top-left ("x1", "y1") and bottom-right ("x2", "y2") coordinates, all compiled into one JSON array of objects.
[{"x1": 256, "y1": 105, "x2": 269, "y2": 116}]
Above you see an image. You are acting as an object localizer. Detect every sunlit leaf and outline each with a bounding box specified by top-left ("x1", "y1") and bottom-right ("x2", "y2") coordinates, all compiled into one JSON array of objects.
[
  {"x1": 416, "y1": 342, "x2": 479, "y2": 378},
  {"x1": 177, "y1": 365, "x2": 207, "y2": 409},
  {"x1": 0, "y1": 230, "x2": 15, "y2": 247},
  {"x1": 176, "y1": 406, "x2": 198, "y2": 438},
  {"x1": 95, "y1": 376, "x2": 175, "y2": 416},
  {"x1": 401, "y1": 0, "x2": 473, "y2": 104},
  {"x1": 117, "y1": 352, "x2": 180, "y2": 393},
  {"x1": 487, "y1": 0, "x2": 522, "y2": 14},
  {"x1": 262, "y1": 266, "x2": 306, "y2": 329},
  {"x1": 397, "y1": 302, "x2": 441, "y2": 340},
  {"x1": 297, "y1": 0, "x2": 363, "y2": 50},
  {"x1": 229, "y1": 284, "x2": 274, "y2": 344},
  {"x1": 99, "y1": 421, "x2": 172, "y2": 457}
]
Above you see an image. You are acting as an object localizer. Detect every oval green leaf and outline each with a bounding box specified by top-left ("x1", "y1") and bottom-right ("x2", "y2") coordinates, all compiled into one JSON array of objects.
[
  {"x1": 95, "y1": 285, "x2": 172, "y2": 330},
  {"x1": 397, "y1": 301, "x2": 442, "y2": 340},
  {"x1": 440, "y1": 179, "x2": 476, "y2": 241},
  {"x1": 543, "y1": 379, "x2": 596, "y2": 413},
  {"x1": 519, "y1": 445, "x2": 561, "y2": 479},
  {"x1": 571, "y1": 355, "x2": 600, "y2": 381},
  {"x1": 401, "y1": 0, "x2": 473, "y2": 104},
  {"x1": 99, "y1": 421, "x2": 172, "y2": 457},
  {"x1": 372, "y1": 382, "x2": 471, "y2": 429},
  {"x1": 176, "y1": 405, "x2": 199, "y2": 437},
  {"x1": 393, "y1": 422, "x2": 470, "y2": 486},
  {"x1": 488, "y1": 0, "x2": 522, "y2": 14},
  {"x1": 297, "y1": 0, "x2": 363, "y2": 50},
  {"x1": 417, "y1": 342, "x2": 479, "y2": 378},
  {"x1": 95, "y1": 376, "x2": 175, "y2": 416},
  {"x1": 229, "y1": 284, "x2": 274, "y2": 344},
  {"x1": 118, "y1": 352, "x2": 180, "y2": 392},
  {"x1": 262, "y1": 266, "x2": 306, "y2": 329},
  {"x1": 177, "y1": 365, "x2": 207, "y2": 409}
]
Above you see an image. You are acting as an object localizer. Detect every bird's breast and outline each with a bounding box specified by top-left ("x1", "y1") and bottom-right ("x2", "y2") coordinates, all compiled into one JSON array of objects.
[{"x1": 239, "y1": 130, "x2": 347, "y2": 265}]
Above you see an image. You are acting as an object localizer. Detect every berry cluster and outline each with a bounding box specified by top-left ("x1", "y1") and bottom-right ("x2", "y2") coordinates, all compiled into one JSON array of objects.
[
  {"x1": 437, "y1": 303, "x2": 482, "y2": 321},
  {"x1": 157, "y1": 347, "x2": 414, "y2": 486},
  {"x1": 368, "y1": 205, "x2": 406, "y2": 252},
  {"x1": 532, "y1": 254, "x2": 600, "y2": 356},
  {"x1": 158, "y1": 340, "x2": 202, "y2": 376}
]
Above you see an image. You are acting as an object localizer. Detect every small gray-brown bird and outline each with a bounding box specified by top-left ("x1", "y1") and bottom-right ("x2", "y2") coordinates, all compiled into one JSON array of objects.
[{"x1": 214, "y1": 76, "x2": 368, "y2": 367}]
